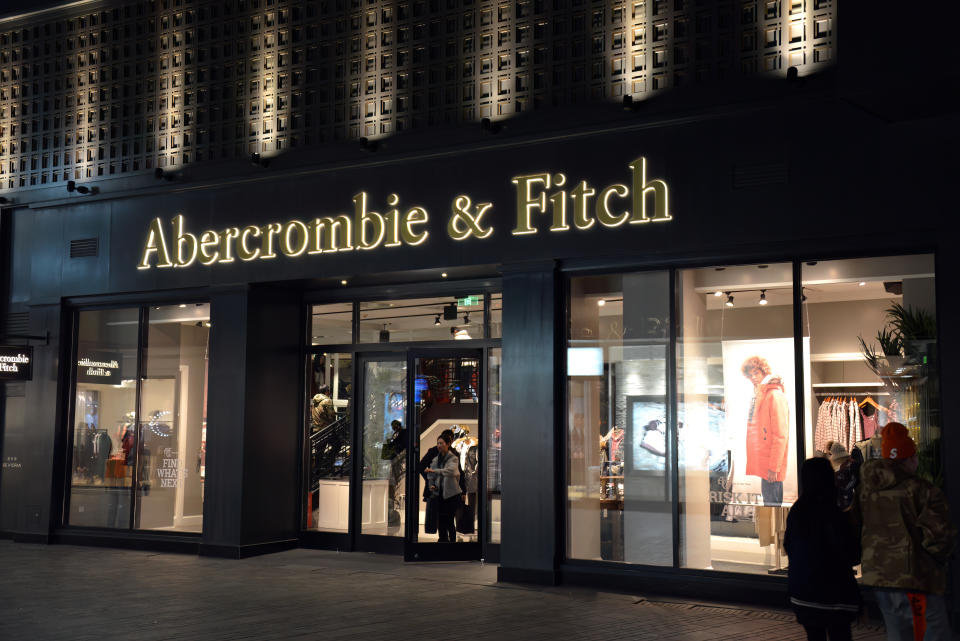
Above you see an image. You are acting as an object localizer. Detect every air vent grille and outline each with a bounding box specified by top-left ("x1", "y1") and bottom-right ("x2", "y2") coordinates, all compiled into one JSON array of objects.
[
  {"x1": 4, "y1": 312, "x2": 29, "y2": 336},
  {"x1": 70, "y1": 237, "x2": 99, "y2": 258}
]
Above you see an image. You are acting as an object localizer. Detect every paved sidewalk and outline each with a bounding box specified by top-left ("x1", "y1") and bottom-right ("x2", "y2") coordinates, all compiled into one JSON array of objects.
[{"x1": 0, "y1": 540, "x2": 885, "y2": 640}]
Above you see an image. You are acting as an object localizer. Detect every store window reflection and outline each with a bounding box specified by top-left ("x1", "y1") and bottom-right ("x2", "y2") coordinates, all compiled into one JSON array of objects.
[
  {"x1": 68, "y1": 303, "x2": 211, "y2": 533},
  {"x1": 137, "y1": 304, "x2": 211, "y2": 532},
  {"x1": 306, "y1": 352, "x2": 353, "y2": 531},
  {"x1": 677, "y1": 263, "x2": 796, "y2": 574},
  {"x1": 566, "y1": 272, "x2": 672, "y2": 564},
  {"x1": 802, "y1": 255, "x2": 939, "y2": 482},
  {"x1": 487, "y1": 347, "x2": 502, "y2": 543},
  {"x1": 68, "y1": 308, "x2": 139, "y2": 528}
]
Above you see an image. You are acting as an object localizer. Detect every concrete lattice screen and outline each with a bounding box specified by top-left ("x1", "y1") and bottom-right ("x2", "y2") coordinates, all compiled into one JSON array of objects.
[{"x1": 0, "y1": 0, "x2": 835, "y2": 192}]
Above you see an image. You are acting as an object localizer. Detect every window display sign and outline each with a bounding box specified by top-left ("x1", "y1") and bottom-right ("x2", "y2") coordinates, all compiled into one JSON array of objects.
[
  {"x1": 0, "y1": 345, "x2": 33, "y2": 381},
  {"x1": 76, "y1": 352, "x2": 122, "y2": 385},
  {"x1": 719, "y1": 338, "x2": 799, "y2": 508}
]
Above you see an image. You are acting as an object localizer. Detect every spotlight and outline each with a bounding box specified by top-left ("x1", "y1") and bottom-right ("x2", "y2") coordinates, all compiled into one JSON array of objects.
[
  {"x1": 480, "y1": 117, "x2": 502, "y2": 134},
  {"x1": 0, "y1": 196, "x2": 10, "y2": 204},
  {"x1": 250, "y1": 152, "x2": 269, "y2": 167},
  {"x1": 858, "y1": 281, "x2": 866, "y2": 287},
  {"x1": 786, "y1": 66, "x2": 799, "y2": 83},
  {"x1": 758, "y1": 290, "x2": 768, "y2": 306},
  {"x1": 801, "y1": 288, "x2": 808, "y2": 302},
  {"x1": 195, "y1": 321, "x2": 203, "y2": 327},
  {"x1": 434, "y1": 314, "x2": 441, "y2": 326},
  {"x1": 621, "y1": 95, "x2": 642, "y2": 111},
  {"x1": 463, "y1": 313, "x2": 471, "y2": 325},
  {"x1": 178, "y1": 304, "x2": 187, "y2": 308},
  {"x1": 441, "y1": 272, "x2": 448, "y2": 278},
  {"x1": 154, "y1": 168, "x2": 165, "y2": 179},
  {"x1": 204, "y1": 322, "x2": 212, "y2": 328},
  {"x1": 340, "y1": 279, "x2": 348, "y2": 285},
  {"x1": 713, "y1": 290, "x2": 723, "y2": 297},
  {"x1": 725, "y1": 293, "x2": 735, "y2": 307},
  {"x1": 76, "y1": 185, "x2": 90, "y2": 194},
  {"x1": 597, "y1": 299, "x2": 606, "y2": 307},
  {"x1": 359, "y1": 137, "x2": 380, "y2": 152},
  {"x1": 379, "y1": 324, "x2": 390, "y2": 343},
  {"x1": 67, "y1": 180, "x2": 76, "y2": 192}
]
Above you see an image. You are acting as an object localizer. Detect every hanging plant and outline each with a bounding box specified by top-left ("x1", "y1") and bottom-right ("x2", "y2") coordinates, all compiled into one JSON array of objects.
[{"x1": 886, "y1": 303, "x2": 936, "y2": 342}]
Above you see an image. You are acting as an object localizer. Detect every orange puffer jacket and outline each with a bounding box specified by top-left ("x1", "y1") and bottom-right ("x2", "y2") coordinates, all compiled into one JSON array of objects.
[{"x1": 745, "y1": 377, "x2": 790, "y2": 482}]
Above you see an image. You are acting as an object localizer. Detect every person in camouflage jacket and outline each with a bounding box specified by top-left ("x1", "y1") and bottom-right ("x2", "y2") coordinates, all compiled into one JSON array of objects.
[{"x1": 856, "y1": 422, "x2": 956, "y2": 641}]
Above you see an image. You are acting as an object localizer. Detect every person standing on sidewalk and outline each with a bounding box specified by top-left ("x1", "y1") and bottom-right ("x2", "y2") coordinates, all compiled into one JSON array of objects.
[
  {"x1": 785, "y1": 456, "x2": 861, "y2": 641},
  {"x1": 857, "y1": 422, "x2": 956, "y2": 641}
]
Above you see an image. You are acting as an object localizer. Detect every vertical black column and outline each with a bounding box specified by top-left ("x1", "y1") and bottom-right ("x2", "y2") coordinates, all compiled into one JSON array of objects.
[
  {"x1": 497, "y1": 261, "x2": 559, "y2": 585},
  {"x1": 201, "y1": 285, "x2": 303, "y2": 558}
]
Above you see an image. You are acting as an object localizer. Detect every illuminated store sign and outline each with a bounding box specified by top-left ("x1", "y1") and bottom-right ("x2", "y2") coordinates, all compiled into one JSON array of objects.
[
  {"x1": 138, "y1": 157, "x2": 671, "y2": 269},
  {"x1": 0, "y1": 346, "x2": 33, "y2": 381},
  {"x1": 77, "y1": 352, "x2": 122, "y2": 385}
]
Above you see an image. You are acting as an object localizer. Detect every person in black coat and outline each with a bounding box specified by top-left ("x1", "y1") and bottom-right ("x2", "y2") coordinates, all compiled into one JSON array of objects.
[{"x1": 784, "y1": 456, "x2": 862, "y2": 641}]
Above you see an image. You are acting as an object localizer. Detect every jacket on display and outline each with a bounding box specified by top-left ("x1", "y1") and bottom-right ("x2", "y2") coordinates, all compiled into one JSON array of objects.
[
  {"x1": 745, "y1": 376, "x2": 790, "y2": 482},
  {"x1": 857, "y1": 459, "x2": 956, "y2": 594},
  {"x1": 427, "y1": 451, "x2": 461, "y2": 500}
]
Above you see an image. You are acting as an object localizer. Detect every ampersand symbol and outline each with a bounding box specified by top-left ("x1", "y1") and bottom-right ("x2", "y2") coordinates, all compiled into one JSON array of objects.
[{"x1": 448, "y1": 195, "x2": 494, "y2": 240}]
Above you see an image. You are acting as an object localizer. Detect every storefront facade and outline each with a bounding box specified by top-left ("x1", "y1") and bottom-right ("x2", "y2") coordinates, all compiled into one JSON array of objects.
[{"x1": 2, "y1": 0, "x2": 959, "y2": 610}]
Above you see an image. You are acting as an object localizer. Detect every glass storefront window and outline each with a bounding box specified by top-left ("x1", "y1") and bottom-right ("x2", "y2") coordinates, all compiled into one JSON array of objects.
[
  {"x1": 566, "y1": 271, "x2": 671, "y2": 564},
  {"x1": 359, "y1": 296, "x2": 485, "y2": 342},
  {"x1": 487, "y1": 347, "x2": 502, "y2": 543},
  {"x1": 68, "y1": 303, "x2": 211, "y2": 532},
  {"x1": 677, "y1": 263, "x2": 795, "y2": 573},
  {"x1": 137, "y1": 303, "x2": 211, "y2": 532},
  {"x1": 802, "y1": 255, "x2": 939, "y2": 482},
  {"x1": 305, "y1": 352, "x2": 353, "y2": 532},
  {"x1": 68, "y1": 308, "x2": 140, "y2": 528},
  {"x1": 311, "y1": 303, "x2": 353, "y2": 345},
  {"x1": 489, "y1": 294, "x2": 503, "y2": 339}
]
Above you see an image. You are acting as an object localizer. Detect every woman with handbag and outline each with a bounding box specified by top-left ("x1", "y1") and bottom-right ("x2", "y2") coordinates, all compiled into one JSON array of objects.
[{"x1": 424, "y1": 432, "x2": 461, "y2": 543}]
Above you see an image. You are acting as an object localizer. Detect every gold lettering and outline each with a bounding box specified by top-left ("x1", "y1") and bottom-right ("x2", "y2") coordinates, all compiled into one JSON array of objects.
[
  {"x1": 511, "y1": 173, "x2": 551, "y2": 235},
  {"x1": 595, "y1": 184, "x2": 630, "y2": 227},
  {"x1": 138, "y1": 217, "x2": 173, "y2": 269},
  {"x1": 629, "y1": 157, "x2": 671, "y2": 223},
  {"x1": 384, "y1": 193, "x2": 402, "y2": 247},
  {"x1": 238, "y1": 226, "x2": 261, "y2": 261},
  {"x1": 198, "y1": 230, "x2": 220, "y2": 265},
  {"x1": 309, "y1": 216, "x2": 354, "y2": 253},
  {"x1": 402, "y1": 207, "x2": 430, "y2": 245},
  {"x1": 173, "y1": 215, "x2": 198, "y2": 267},
  {"x1": 218, "y1": 227, "x2": 239, "y2": 263},
  {"x1": 570, "y1": 180, "x2": 596, "y2": 230},
  {"x1": 260, "y1": 222, "x2": 282, "y2": 259},
  {"x1": 281, "y1": 220, "x2": 310, "y2": 257},
  {"x1": 353, "y1": 192, "x2": 385, "y2": 250}
]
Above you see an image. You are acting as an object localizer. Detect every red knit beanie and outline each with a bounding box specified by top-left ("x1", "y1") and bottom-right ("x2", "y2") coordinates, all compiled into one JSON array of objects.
[{"x1": 881, "y1": 422, "x2": 917, "y2": 460}]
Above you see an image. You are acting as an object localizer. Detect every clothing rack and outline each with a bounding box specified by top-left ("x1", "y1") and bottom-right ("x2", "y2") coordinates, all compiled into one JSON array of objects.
[{"x1": 813, "y1": 383, "x2": 889, "y2": 397}]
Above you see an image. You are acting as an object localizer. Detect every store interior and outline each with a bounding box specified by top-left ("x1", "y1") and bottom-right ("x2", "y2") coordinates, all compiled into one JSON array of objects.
[{"x1": 567, "y1": 255, "x2": 938, "y2": 575}]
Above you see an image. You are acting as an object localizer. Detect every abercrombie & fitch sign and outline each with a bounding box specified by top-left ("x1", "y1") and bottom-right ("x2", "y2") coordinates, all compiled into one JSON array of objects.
[
  {"x1": 0, "y1": 346, "x2": 33, "y2": 381},
  {"x1": 137, "y1": 157, "x2": 671, "y2": 269}
]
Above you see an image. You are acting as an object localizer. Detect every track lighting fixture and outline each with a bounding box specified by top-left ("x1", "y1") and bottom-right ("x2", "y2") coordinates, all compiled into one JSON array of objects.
[
  {"x1": 758, "y1": 290, "x2": 768, "y2": 305},
  {"x1": 359, "y1": 137, "x2": 380, "y2": 152},
  {"x1": 463, "y1": 313, "x2": 471, "y2": 325},
  {"x1": 725, "y1": 293, "x2": 735, "y2": 307},
  {"x1": 434, "y1": 314, "x2": 441, "y2": 326},
  {"x1": 597, "y1": 299, "x2": 606, "y2": 307},
  {"x1": 714, "y1": 290, "x2": 723, "y2": 297},
  {"x1": 66, "y1": 180, "x2": 99, "y2": 195},
  {"x1": 480, "y1": 117, "x2": 503, "y2": 134}
]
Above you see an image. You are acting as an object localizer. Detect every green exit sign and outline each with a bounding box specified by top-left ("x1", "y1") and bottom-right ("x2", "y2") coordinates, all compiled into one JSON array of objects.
[{"x1": 457, "y1": 295, "x2": 481, "y2": 307}]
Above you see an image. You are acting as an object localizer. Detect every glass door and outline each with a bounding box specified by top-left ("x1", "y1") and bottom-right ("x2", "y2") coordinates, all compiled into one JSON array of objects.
[
  {"x1": 356, "y1": 355, "x2": 408, "y2": 552},
  {"x1": 406, "y1": 350, "x2": 483, "y2": 561}
]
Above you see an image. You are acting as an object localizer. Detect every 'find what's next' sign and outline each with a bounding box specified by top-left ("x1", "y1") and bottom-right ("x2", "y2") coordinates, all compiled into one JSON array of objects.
[{"x1": 0, "y1": 346, "x2": 33, "y2": 381}]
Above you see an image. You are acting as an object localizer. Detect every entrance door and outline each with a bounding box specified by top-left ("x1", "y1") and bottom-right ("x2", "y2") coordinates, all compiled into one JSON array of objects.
[
  {"x1": 356, "y1": 354, "x2": 408, "y2": 553},
  {"x1": 405, "y1": 350, "x2": 483, "y2": 561}
]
